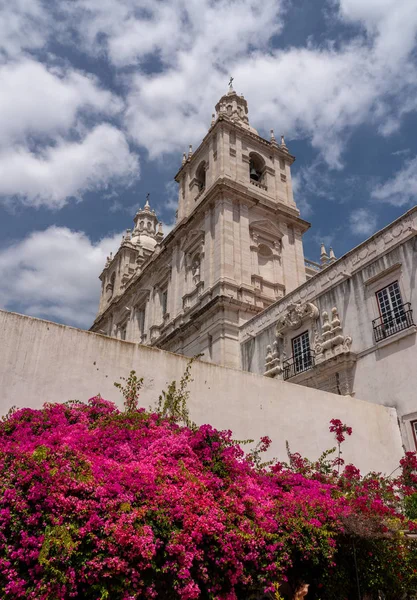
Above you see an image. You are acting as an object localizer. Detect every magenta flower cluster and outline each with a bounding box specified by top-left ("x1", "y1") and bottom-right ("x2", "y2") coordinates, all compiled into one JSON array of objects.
[{"x1": 0, "y1": 398, "x2": 415, "y2": 599}]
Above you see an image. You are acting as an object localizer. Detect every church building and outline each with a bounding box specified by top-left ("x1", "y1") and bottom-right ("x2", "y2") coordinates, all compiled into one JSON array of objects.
[
  {"x1": 91, "y1": 86, "x2": 417, "y2": 452},
  {"x1": 92, "y1": 84, "x2": 310, "y2": 367}
]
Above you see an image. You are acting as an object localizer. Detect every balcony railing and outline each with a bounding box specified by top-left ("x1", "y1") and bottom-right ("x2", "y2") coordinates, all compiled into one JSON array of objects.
[
  {"x1": 283, "y1": 350, "x2": 315, "y2": 381},
  {"x1": 372, "y1": 303, "x2": 415, "y2": 343}
]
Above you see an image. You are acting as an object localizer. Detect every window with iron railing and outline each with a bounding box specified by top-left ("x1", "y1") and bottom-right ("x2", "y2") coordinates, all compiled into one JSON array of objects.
[
  {"x1": 283, "y1": 331, "x2": 315, "y2": 380},
  {"x1": 373, "y1": 281, "x2": 414, "y2": 342}
]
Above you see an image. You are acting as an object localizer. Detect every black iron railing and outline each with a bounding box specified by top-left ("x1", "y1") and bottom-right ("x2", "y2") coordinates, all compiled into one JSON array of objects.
[
  {"x1": 283, "y1": 350, "x2": 315, "y2": 381},
  {"x1": 372, "y1": 303, "x2": 414, "y2": 343}
]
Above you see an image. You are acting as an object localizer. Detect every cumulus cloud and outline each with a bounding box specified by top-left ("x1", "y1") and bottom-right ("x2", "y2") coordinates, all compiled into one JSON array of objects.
[
  {"x1": 0, "y1": 124, "x2": 139, "y2": 209},
  {"x1": 0, "y1": 0, "x2": 49, "y2": 57},
  {"x1": 50, "y1": 0, "x2": 415, "y2": 166},
  {"x1": 0, "y1": 59, "x2": 122, "y2": 144},
  {"x1": 371, "y1": 156, "x2": 417, "y2": 207},
  {"x1": 0, "y1": 227, "x2": 122, "y2": 328},
  {"x1": 349, "y1": 208, "x2": 378, "y2": 237},
  {"x1": 0, "y1": 10, "x2": 140, "y2": 209}
]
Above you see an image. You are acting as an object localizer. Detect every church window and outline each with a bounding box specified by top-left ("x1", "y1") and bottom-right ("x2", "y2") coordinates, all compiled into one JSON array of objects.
[
  {"x1": 140, "y1": 221, "x2": 144, "y2": 230},
  {"x1": 119, "y1": 323, "x2": 127, "y2": 341},
  {"x1": 147, "y1": 221, "x2": 151, "y2": 231},
  {"x1": 196, "y1": 161, "x2": 206, "y2": 193},
  {"x1": 136, "y1": 306, "x2": 146, "y2": 340},
  {"x1": 291, "y1": 331, "x2": 312, "y2": 374},
  {"x1": 411, "y1": 420, "x2": 417, "y2": 450},
  {"x1": 249, "y1": 152, "x2": 265, "y2": 182},
  {"x1": 107, "y1": 272, "x2": 116, "y2": 300},
  {"x1": 161, "y1": 289, "x2": 168, "y2": 317},
  {"x1": 374, "y1": 281, "x2": 411, "y2": 341}
]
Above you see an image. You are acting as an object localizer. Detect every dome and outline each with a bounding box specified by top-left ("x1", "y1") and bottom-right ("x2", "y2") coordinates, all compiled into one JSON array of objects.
[{"x1": 131, "y1": 232, "x2": 158, "y2": 252}]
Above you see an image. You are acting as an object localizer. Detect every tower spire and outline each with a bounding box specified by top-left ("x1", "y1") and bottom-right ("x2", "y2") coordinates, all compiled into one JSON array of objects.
[{"x1": 320, "y1": 242, "x2": 329, "y2": 267}]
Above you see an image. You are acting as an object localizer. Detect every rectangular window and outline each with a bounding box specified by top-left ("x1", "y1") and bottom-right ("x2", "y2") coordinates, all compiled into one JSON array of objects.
[
  {"x1": 411, "y1": 420, "x2": 417, "y2": 450},
  {"x1": 161, "y1": 289, "x2": 168, "y2": 317},
  {"x1": 292, "y1": 331, "x2": 312, "y2": 374},
  {"x1": 136, "y1": 307, "x2": 146, "y2": 338},
  {"x1": 120, "y1": 324, "x2": 127, "y2": 341},
  {"x1": 376, "y1": 281, "x2": 405, "y2": 324},
  {"x1": 373, "y1": 281, "x2": 414, "y2": 342}
]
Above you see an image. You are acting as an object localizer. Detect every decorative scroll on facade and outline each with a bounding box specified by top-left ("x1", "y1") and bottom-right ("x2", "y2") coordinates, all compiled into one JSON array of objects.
[
  {"x1": 275, "y1": 301, "x2": 319, "y2": 337},
  {"x1": 264, "y1": 304, "x2": 356, "y2": 395}
]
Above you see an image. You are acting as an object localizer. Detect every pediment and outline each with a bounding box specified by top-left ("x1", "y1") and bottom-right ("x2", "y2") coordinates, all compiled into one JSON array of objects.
[
  {"x1": 249, "y1": 219, "x2": 283, "y2": 240},
  {"x1": 181, "y1": 229, "x2": 205, "y2": 254}
]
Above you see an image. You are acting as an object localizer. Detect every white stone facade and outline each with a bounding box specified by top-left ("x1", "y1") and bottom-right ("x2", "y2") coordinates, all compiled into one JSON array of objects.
[
  {"x1": 241, "y1": 207, "x2": 417, "y2": 451},
  {"x1": 91, "y1": 86, "x2": 309, "y2": 368}
]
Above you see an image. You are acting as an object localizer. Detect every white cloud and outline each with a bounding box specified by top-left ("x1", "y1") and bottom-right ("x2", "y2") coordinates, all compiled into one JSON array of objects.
[
  {"x1": 349, "y1": 208, "x2": 378, "y2": 236},
  {"x1": 0, "y1": 58, "x2": 139, "y2": 208},
  {"x1": 0, "y1": 0, "x2": 48, "y2": 57},
  {"x1": 0, "y1": 227, "x2": 122, "y2": 328},
  {"x1": 0, "y1": 59, "x2": 122, "y2": 145},
  {"x1": 0, "y1": 124, "x2": 139, "y2": 209},
  {"x1": 114, "y1": 0, "x2": 417, "y2": 165},
  {"x1": 67, "y1": 0, "x2": 284, "y2": 68},
  {"x1": 371, "y1": 156, "x2": 417, "y2": 207}
]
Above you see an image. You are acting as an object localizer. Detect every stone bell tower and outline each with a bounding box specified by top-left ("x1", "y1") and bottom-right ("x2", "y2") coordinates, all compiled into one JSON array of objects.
[
  {"x1": 162, "y1": 83, "x2": 310, "y2": 366},
  {"x1": 92, "y1": 84, "x2": 310, "y2": 369}
]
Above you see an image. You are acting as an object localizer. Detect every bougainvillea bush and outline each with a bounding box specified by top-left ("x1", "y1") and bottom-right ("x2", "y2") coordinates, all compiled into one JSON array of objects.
[{"x1": 0, "y1": 371, "x2": 416, "y2": 600}]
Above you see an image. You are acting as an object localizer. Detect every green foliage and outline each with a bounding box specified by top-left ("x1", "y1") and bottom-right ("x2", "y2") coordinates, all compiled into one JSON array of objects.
[
  {"x1": 405, "y1": 492, "x2": 417, "y2": 520},
  {"x1": 114, "y1": 370, "x2": 143, "y2": 412},
  {"x1": 156, "y1": 355, "x2": 200, "y2": 428}
]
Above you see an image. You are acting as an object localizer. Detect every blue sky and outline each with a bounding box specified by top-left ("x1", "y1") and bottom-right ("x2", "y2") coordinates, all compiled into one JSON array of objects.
[{"x1": 1, "y1": 0, "x2": 417, "y2": 328}]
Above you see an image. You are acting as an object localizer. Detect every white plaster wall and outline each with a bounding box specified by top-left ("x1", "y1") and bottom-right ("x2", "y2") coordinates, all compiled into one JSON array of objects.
[{"x1": 0, "y1": 309, "x2": 403, "y2": 475}]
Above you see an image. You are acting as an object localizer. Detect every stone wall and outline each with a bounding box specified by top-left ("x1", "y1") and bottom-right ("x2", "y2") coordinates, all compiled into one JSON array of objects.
[{"x1": 0, "y1": 309, "x2": 404, "y2": 474}]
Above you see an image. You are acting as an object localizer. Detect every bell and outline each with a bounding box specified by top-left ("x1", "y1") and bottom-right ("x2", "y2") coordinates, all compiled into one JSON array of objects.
[{"x1": 250, "y1": 166, "x2": 259, "y2": 181}]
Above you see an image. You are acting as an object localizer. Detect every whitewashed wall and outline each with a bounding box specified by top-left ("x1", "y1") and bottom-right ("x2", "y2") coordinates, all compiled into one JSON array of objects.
[{"x1": 0, "y1": 309, "x2": 404, "y2": 475}]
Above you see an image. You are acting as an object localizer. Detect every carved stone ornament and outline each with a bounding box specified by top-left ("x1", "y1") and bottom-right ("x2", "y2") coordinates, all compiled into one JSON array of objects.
[
  {"x1": 275, "y1": 301, "x2": 319, "y2": 337},
  {"x1": 314, "y1": 306, "x2": 353, "y2": 364},
  {"x1": 264, "y1": 341, "x2": 283, "y2": 378}
]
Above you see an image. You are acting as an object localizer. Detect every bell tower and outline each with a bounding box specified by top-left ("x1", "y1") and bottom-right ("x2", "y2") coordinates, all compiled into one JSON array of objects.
[
  {"x1": 92, "y1": 84, "x2": 310, "y2": 370},
  {"x1": 164, "y1": 84, "x2": 310, "y2": 366}
]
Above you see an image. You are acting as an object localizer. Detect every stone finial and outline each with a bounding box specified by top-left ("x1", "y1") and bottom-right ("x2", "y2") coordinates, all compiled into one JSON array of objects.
[
  {"x1": 264, "y1": 340, "x2": 283, "y2": 378},
  {"x1": 188, "y1": 144, "x2": 193, "y2": 159},
  {"x1": 211, "y1": 113, "x2": 216, "y2": 126},
  {"x1": 144, "y1": 193, "x2": 151, "y2": 210},
  {"x1": 280, "y1": 134, "x2": 289, "y2": 152},
  {"x1": 328, "y1": 247, "x2": 336, "y2": 264},
  {"x1": 315, "y1": 305, "x2": 354, "y2": 369},
  {"x1": 320, "y1": 242, "x2": 329, "y2": 267},
  {"x1": 270, "y1": 129, "x2": 278, "y2": 148},
  {"x1": 182, "y1": 152, "x2": 187, "y2": 165}
]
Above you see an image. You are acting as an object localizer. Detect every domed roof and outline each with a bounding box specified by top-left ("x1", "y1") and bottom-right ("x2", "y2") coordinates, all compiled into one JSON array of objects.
[{"x1": 131, "y1": 232, "x2": 158, "y2": 252}]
